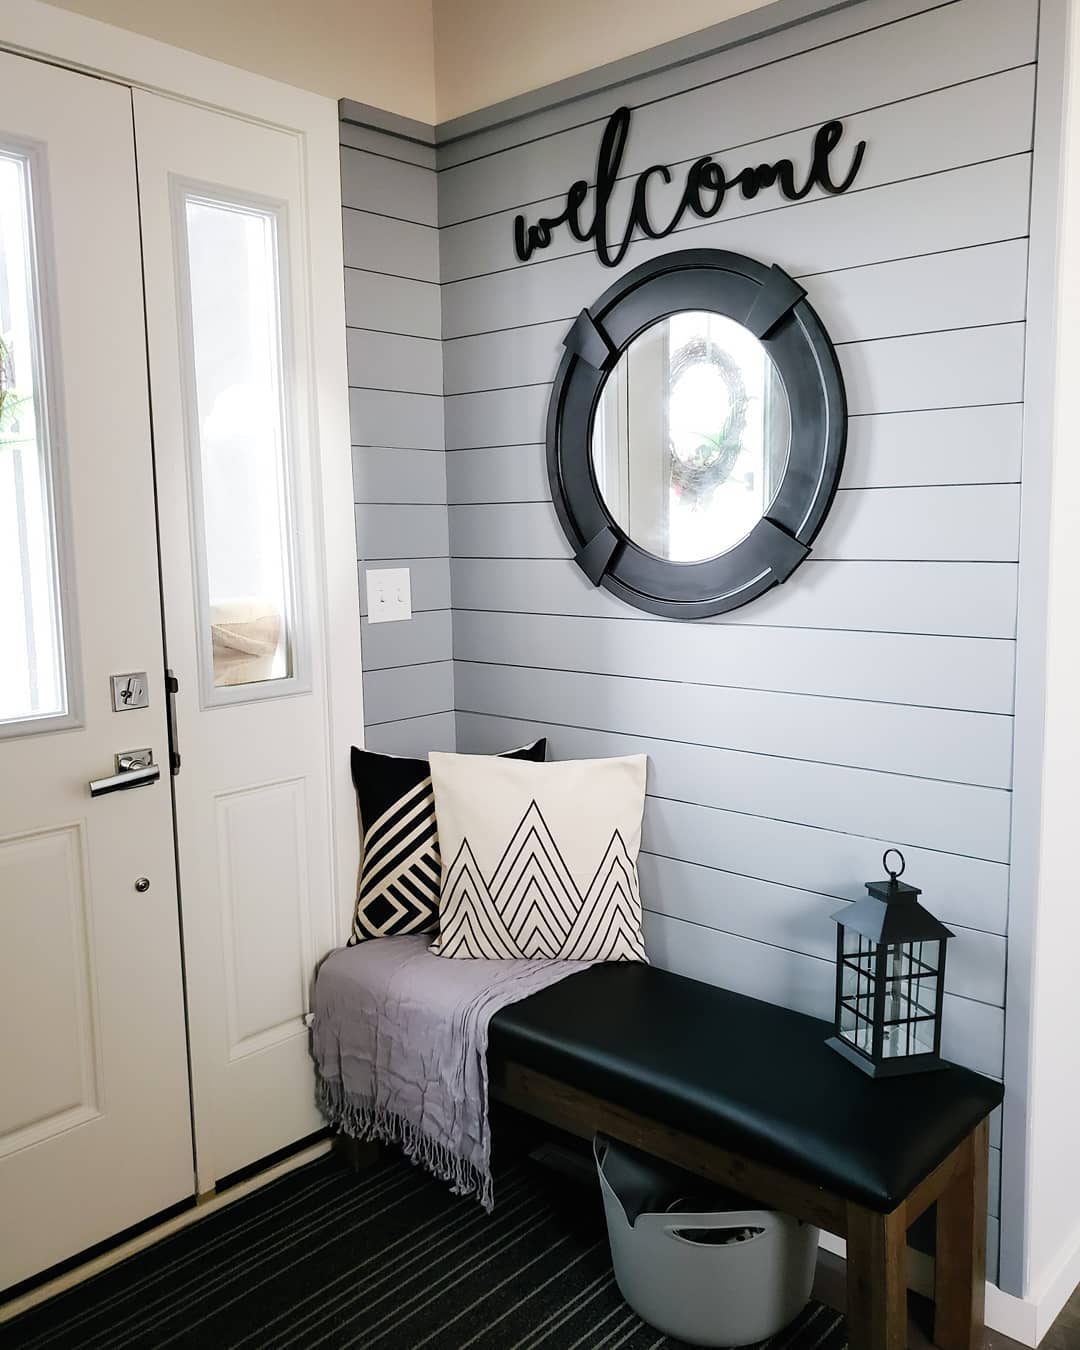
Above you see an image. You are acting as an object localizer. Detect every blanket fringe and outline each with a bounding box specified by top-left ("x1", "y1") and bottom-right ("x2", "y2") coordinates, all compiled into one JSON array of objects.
[{"x1": 317, "y1": 1074, "x2": 494, "y2": 1212}]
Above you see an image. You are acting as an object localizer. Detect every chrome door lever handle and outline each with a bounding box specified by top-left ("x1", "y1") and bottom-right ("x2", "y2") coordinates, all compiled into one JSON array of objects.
[
  {"x1": 89, "y1": 750, "x2": 161, "y2": 797},
  {"x1": 89, "y1": 764, "x2": 160, "y2": 796}
]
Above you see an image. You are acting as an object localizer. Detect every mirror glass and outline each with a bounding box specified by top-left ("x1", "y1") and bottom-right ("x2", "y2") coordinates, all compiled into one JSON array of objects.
[{"x1": 591, "y1": 311, "x2": 791, "y2": 562}]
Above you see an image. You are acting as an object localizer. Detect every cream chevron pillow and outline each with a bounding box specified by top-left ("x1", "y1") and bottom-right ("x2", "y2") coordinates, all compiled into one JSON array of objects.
[{"x1": 428, "y1": 752, "x2": 648, "y2": 962}]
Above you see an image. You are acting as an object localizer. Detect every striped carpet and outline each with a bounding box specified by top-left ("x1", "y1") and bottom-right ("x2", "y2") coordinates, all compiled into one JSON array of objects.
[{"x1": 4, "y1": 1148, "x2": 847, "y2": 1349}]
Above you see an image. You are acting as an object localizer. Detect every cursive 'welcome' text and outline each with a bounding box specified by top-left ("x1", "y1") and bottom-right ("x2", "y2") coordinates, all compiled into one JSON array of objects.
[{"x1": 512, "y1": 106, "x2": 867, "y2": 268}]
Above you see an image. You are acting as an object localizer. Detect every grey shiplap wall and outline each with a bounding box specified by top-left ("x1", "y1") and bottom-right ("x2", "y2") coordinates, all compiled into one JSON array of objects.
[
  {"x1": 340, "y1": 116, "x2": 455, "y2": 754},
  {"x1": 437, "y1": 0, "x2": 1034, "y2": 1277},
  {"x1": 339, "y1": 0, "x2": 1033, "y2": 1278}
]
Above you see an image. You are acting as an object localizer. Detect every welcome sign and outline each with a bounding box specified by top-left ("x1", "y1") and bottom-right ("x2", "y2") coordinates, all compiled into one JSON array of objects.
[{"x1": 513, "y1": 106, "x2": 868, "y2": 268}]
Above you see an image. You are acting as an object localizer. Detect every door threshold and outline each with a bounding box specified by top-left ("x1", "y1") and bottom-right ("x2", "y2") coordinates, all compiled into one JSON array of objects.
[{"x1": 0, "y1": 1138, "x2": 333, "y2": 1324}]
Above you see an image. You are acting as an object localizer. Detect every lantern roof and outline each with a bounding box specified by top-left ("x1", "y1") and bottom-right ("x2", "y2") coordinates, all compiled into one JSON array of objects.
[
  {"x1": 829, "y1": 849, "x2": 953, "y2": 944},
  {"x1": 831, "y1": 886, "x2": 954, "y2": 944}
]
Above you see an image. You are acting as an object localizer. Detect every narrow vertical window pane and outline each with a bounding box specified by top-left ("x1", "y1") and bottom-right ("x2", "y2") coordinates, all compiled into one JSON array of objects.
[
  {"x1": 184, "y1": 194, "x2": 294, "y2": 690},
  {"x1": 0, "y1": 151, "x2": 66, "y2": 726}
]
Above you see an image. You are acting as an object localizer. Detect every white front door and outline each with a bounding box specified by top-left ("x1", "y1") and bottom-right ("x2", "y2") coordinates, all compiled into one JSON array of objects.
[
  {"x1": 0, "y1": 54, "x2": 193, "y2": 1290},
  {"x1": 133, "y1": 92, "x2": 340, "y2": 1189}
]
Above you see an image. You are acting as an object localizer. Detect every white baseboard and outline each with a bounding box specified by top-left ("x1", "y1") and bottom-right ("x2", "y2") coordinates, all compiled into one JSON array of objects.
[
  {"x1": 978, "y1": 1221, "x2": 1080, "y2": 1346},
  {"x1": 818, "y1": 1233, "x2": 1046, "y2": 1347},
  {"x1": 1031, "y1": 1221, "x2": 1080, "y2": 1344},
  {"x1": 985, "y1": 1284, "x2": 1040, "y2": 1347},
  {"x1": 818, "y1": 1231, "x2": 846, "y2": 1262}
]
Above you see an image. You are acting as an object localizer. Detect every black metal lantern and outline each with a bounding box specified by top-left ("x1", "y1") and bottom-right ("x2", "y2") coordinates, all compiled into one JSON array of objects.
[{"x1": 827, "y1": 850, "x2": 954, "y2": 1078}]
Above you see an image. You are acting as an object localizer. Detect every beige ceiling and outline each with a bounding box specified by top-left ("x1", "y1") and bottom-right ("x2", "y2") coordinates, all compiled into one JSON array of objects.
[
  {"x1": 45, "y1": 0, "x2": 779, "y2": 124},
  {"x1": 45, "y1": 0, "x2": 439, "y2": 121},
  {"x1": 432, "y1": 0, "x2": 777, "y2": 122}
]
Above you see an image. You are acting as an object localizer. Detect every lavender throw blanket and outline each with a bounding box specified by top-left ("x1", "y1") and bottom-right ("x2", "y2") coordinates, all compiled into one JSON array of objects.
[{"x1": 311, "y1": 935, "x2": 588, "y2": 1209}]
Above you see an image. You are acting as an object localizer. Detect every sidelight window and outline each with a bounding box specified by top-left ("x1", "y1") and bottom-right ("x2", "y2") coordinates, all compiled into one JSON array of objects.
[{"x1": 177, "y1": 189, "x2": 300, "y2": 699}]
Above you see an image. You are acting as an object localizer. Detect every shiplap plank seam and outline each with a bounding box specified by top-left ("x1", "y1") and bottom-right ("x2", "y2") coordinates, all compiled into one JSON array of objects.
[
  {"x1": 342, "y1": 144, "x2": 435, "y2": 171},
  {"x1": 641, "y1": 790, "x2": 1006, "y2": 867},
  {"x1": 454, "y1": 610, "x2": 1017, "y2": 642},
  {"x1": 452, "y1": 606, "x2": 1017, "y2": 642},
  {"x1": 440, "y1": 236, "x2": 1030, "y2": 342},
  {"x1": 340, "y1": 121, "x2": 436, "y2": 169},
  {"x1": 638, "y1": 846, "x2": 1007, "y2": 926},
  {"x1": 367, "y1": 709, "x2": 455, "y2": 726},
  {"x1": 368, "y1": 659, "x2": 453, "y2": 671},
  {"x1": 453, "y1": 690, "x2": 1013, "y2": 791},
  {"x1": 640, "y1": 848, "x2": 1005, "y2": 942},
  {"x1": 347, "y1": 325, "x2": 442, "y2": 340},
  {"x1": 344, "y1": 265, "x2": 440, "y2": 285},
  {"x1": 440, "y1": 332, "x2": 1025, "y2": 401},
  {"x1": 342, "y1": 205, "x2": 439, "y2": 230},
  {"x1": 349, "y1": 387, "x2": 444, "y2": 397},
  {"x1": 442, "y1": 254, "x2": 1030, "y2": 344},
  {"x1": 639, "y1": 902, "x2": 1004, "y2": 1012},
  {"x1": 455, "y1": 656, "x2": 1015, "y2": 718},
  {"x1": 452, "y1": 609, "x2": 1015, "y2": 713},
  {"x1": 447, "y1": 716, "x2": 1014, "y2": 790},
  {"x1": 441, "y1": 409, "x2": 1024, "y2": 444}
]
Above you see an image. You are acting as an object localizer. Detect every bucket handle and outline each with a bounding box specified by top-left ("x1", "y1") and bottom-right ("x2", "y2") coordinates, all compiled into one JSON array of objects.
[{"x1": 644, "y1": 1210, "x2": 781, "y2": 1247}]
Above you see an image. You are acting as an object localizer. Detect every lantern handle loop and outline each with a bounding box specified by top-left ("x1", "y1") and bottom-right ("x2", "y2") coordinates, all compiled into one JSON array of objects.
[{"x1": 883, "y1": 848, "x2": 906, "y2": 881}]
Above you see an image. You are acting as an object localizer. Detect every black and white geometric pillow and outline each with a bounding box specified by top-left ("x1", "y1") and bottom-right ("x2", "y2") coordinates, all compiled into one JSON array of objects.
[
  {"x1": 427, "y1": 752, "x2": 649, "y2": 963},
  {"x1": 348, "y1": 740, "x2": 546, "y2": 944}
]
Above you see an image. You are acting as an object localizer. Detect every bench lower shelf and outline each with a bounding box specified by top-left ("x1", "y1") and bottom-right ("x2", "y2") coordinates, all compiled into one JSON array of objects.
[{"x1": 490, "y1": 1059, "x2": 989, "y2": 1350}]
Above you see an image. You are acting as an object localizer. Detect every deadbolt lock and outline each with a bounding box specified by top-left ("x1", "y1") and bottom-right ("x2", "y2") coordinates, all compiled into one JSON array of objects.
[{"x1": 111, "y1": 672, "x2": 149, "y2": 712}]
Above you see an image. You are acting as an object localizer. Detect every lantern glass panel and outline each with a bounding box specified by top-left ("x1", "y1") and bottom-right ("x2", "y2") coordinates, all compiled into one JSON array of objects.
[
  {"x1": 841, "y1": 928, "x2": 869, "y2": 961},
  {"x1": 880, "y1": 940, "x2": 940, "y2": 1059},
  {"x1": 839, "y1": 931, "x2": 877, "y2": 1057},
  {"x1": 840, "y1": 999, "x2": 875, "y2": 1055}
]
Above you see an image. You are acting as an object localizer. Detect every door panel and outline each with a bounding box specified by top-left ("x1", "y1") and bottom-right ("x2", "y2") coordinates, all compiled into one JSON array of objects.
[
  {"x1": 216, "y1": 777, "x2": 313, "y2": 1058},
  {"x1": 134, "y1": 91, "x2": 338, "y2": 1187},
  {"x1": 0, "y1": 825, "x2": 97, "y2": 1153},
  {"x1": 0, "y1": 54, "x2": 192, "y2": 1291}
]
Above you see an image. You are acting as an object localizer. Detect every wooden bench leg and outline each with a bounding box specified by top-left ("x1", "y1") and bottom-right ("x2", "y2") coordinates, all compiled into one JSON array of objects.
[
  {"x1": 846, "y1": 1202, "x2": 908, "y2": 1350},
  {"x1": 335, "y1": 1134, "x2": 381, "y2": 1173},
  {"x1": 933, "y1": 1118, "x2": 988, "y2": 1350}
]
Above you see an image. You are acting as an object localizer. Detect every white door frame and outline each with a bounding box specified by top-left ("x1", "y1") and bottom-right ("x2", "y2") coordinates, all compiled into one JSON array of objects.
[{"x1": 0, "y1": 0, "x2": 366, "y2": 945}]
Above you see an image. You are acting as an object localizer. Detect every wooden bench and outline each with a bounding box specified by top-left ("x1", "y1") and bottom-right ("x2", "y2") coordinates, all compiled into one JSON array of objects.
[{"x1": 486, "y1": 963, "x2": 1002, "y2": 1350}]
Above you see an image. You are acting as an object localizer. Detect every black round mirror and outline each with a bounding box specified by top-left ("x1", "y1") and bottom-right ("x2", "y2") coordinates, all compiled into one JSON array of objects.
[
  {"x1": 591, "y1": 310, "x2": 792, "y2": 563},
  {"x1": 547, "y1": 249, "x2": 847, "y2": 618}
]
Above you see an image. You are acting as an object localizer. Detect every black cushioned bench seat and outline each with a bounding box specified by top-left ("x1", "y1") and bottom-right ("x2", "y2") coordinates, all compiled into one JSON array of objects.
[{"x1": 488, "y1": 962, "x2": 1003, "y2": 1214}]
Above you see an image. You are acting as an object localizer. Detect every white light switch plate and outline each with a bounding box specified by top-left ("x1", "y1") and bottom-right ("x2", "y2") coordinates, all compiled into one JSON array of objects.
[{"x1": 366, "y1": 567, "x2": 412, "y2": 623}]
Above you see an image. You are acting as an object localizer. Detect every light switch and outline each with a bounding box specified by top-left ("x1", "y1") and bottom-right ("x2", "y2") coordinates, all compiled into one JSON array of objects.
[{"x1": 366, "y1": 567, "x2": 412, "y2": 624}]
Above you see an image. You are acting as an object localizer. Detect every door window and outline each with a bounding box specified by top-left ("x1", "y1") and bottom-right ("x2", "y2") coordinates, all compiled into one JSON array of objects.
[
  {"x1": 176, "y1": 189, "x2": 301, "y2": 701},
  {"x1": 0, "y1": 149, "x2": 69, "y2": 731}
]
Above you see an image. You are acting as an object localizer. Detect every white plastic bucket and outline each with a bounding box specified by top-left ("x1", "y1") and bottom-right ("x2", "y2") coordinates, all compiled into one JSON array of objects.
[{"x1": 595, "y1": 1135, "x2": 818, "y2": 1347}]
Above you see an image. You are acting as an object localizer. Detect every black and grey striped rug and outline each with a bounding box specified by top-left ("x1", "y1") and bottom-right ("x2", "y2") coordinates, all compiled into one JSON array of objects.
[{"x1": 4, "y1": 1148, "x2": 846, "y2": 1349}]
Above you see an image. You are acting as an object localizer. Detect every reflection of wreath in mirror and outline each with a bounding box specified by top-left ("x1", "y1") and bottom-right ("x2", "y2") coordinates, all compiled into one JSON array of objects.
[{"x1": 668, "y1": 335, "x2": 748, "y2": 509}]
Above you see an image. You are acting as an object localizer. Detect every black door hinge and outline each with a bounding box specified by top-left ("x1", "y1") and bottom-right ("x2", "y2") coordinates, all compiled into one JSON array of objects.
[{"x1": 165, "y1": 669, "x2": 181, "y2": 776}]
